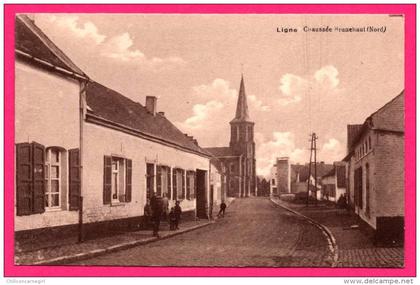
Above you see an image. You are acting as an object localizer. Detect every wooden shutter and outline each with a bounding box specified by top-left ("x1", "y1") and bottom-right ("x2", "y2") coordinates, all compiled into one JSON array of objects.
[
  {"x1": 172, "y1": 169, "x2": 177, "y2": 200},
  {"x1": 16, "y1": 143, "x2": 33, "y2": 216},
  {"x1": 103, "y1": 156, "x2": 112, "y2": 204},
  {"x1": 156, "y1": 165, "x2": 162, "y2": 196},
  {"x1": 182, "y1": 170, "x2": 186, "y2": 199},
  {"x1": 32, "y1": 142, "x2": 45, "y2": 214},
  {"x1": 192, "y1": 171, "x2": 196, "y2": 199},
  {"x1": 186, "y1": 172, "x2": 190, "y2": 200},
  {"x1": 68, "y1": 148, "x2": 80, "y2": 210},
  {"x1": 167, "y1": 167, "x2": 172, "y2": 200},
  {"x1": 125, "y1": 159, "x2": 132, "y2": 202}
]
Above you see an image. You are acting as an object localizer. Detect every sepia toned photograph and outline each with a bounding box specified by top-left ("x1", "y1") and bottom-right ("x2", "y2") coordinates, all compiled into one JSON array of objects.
[{"x1": 11, "y1": 10, "x2": 408, "y2": 271}]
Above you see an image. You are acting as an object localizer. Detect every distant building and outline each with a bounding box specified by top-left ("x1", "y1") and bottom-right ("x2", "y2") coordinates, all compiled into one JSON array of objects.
[
  {"x1": 269, "y1": 159, "x2": 333, "y2": 199},
  {"x1": 343, "y1": 91, "x2": 404, "y2": 245},
  {"x1": 270, "y1": 157, "x2": 291, "y2": 196},
  {"x1": 204, "y1": 75, "x2": 257, "y2": 197},
  {"x1": 321, "y1": 162, "x2": 347, "y2": 202}
]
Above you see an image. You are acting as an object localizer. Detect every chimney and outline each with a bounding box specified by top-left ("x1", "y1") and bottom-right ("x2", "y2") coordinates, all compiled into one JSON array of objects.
[{"x1": 146, "y1": 96, "x2": 157, "y2": 116}]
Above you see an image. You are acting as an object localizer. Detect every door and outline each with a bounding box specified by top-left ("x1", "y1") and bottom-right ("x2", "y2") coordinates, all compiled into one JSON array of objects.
[{"x1": 196, "y1": 169, "x2": 208, "y2": 218}]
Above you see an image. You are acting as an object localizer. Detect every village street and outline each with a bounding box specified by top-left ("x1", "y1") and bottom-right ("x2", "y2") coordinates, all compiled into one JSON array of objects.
[{"x1": 72, "y1": 197, "x2": 333, "y2": 267}]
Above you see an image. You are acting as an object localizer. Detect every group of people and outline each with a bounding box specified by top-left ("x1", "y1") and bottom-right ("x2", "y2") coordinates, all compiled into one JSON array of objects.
[{"x1": 143, "y1": 193, "x2": 182, "y2": 237}]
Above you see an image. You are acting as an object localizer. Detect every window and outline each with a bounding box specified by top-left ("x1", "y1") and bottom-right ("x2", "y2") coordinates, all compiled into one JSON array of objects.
[
  {"x1": 230, "y1": 163, "x2": 235, "y2": 173},
  {"x1": 16, "y1": 142, "x2": 80, "y2": 215},
  {"x1": 245, "y1": 126, "x2": 248, "y2": 141},
  {"x1": 368, "y1": 136, "x2": 372, "y2": 150},
  {"x1": 157, "y1": 165, "x2": 171, "y2": 198},
  {"x1": 354, "y1": 167, "x2": 363, "y2": 209},
  {"x1": 186, "y1": 171, "x2": 195, "y2": 199},
  {"x1": 248, "y1": 126, "x2": 253, "y2": 140},
  {"x1": 103, "y1": 156, "x2": 132, "y2": 204},
  {"x1": 365, "y1": 164, "x2": 370, "y2": 217},
  {"x1": 236, "y1": 126, "x2": 240, "y2": 141},
  {"x1": 111, "y1": 158, "x2": 125, "y2": 202},
  {"x1": 173, "y1": 168, "x2": 185, "y2": 200},
  {"x1": 45, "y1": 148, "x2": 62, "y2": 209},
  {"x1": 272, "y1": 179, "x2": 275, "y2": 185}
]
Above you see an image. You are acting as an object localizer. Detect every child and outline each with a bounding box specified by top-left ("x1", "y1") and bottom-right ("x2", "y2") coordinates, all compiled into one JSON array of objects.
[{"x1": 169, "y1": 207, "x2": 177, "y2": 231}]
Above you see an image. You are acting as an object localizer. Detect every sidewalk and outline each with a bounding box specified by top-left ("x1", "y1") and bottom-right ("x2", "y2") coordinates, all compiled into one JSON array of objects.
[
  {"x1": 15, "y1": 219, "x2": 213, "y2": 265},
  {"x1": 272, "y1": 197, "x2": 404, "y2": 268}
]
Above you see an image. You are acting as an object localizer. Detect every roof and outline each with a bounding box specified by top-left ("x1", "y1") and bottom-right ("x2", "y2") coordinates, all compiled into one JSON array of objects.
[
  {"x1": 230, "y1": 75, "x2": 252, "y2": 123},
  {"x1": 85, "y1": 81, "x2": 211, "y2": 157},
  {"x1": 15, "y1": 14, "x2": 87, "y2": 78},
  {"x1": 345, "y1": 91, "x2": 404, "y2": 154},
  {"x1": 204, "y1": 147, "x2": 235, "y2": 157},
  {"x1": 291, "y1": 163, "x2": 334, "y2": 182}
]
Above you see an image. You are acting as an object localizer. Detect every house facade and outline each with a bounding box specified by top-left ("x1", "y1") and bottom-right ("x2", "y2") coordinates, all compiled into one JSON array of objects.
[
  {"x1": 321, "y1": 162, "x2": 347, "y2": 202},
  {"x1": 14, "y1": 15, "x2": 213, "y2": 241},
  {"x1": 204, "y1": 75, "x2": 257, "y2": 198},
  {"x1": 344, "y1": 92, "x2": 404, "y2": 244}
]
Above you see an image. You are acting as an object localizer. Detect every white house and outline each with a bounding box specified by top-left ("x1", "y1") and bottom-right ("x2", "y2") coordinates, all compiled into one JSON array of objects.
[{"x1": 14, "y1": 15, "x2": 213, "y2": 243}]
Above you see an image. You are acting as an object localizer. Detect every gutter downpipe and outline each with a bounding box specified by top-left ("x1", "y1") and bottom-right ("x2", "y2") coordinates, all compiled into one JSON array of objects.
[{"x1": 78, "y1": 80, "x2": 87, "y2": 243}]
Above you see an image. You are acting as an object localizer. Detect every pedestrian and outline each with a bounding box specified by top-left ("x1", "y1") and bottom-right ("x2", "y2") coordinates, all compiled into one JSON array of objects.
[
  {"x1": 174, "y1": 201, "x2": 182, "y2": 230},
  {"x1": 162, "y1": 193, "x2": 169, "y2": 221},
  {"x1": 150, "y1": 193, "x2": 163, "y2": 237},
  {"x1": 218, "y1": 201, "x2": 227, "y2": 218},
  {"x1": 143, "y1": 198, "x2": 153, "y2": 229},
  {"x1": 169, "y1": 207, "x2": 177, "y2": 231}
]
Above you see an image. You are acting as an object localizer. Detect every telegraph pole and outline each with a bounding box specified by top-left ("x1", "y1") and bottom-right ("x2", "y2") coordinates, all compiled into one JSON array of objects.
[{"x1": 306, "y1": 133, "x2": 318, "y2": 207}]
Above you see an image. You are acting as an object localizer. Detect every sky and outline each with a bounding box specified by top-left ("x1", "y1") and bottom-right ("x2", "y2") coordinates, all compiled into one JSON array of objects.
[{"x1": 30, "y1": 14, "x2": 404, "y2": 177}]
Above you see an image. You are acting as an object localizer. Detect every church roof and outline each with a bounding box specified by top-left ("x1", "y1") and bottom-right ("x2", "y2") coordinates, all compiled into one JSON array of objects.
[
  {"x1": 203, "y1": 147, "x2": 236, "y2": 157},
  {"x1": 230, "y1": 75, "x2": 253, "y2": 123}
]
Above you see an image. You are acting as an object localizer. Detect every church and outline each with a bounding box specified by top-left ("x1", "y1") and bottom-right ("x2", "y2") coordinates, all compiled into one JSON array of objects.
[{"x1": 205, "y1": 75, "x2": 257, "y2": 197}]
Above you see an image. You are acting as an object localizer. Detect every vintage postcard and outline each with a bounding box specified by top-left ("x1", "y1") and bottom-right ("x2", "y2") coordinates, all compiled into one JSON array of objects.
[{"x1": 4, "y1": 4, "x2": 416, "y2": 278}]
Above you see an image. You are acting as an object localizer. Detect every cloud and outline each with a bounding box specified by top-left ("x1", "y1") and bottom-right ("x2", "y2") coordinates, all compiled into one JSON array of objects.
[
  {"x1": 42, "y1": 15, "x2": 185, "y2": 71},
  {"x1": 277, "y1": 65, "x2": 342, "y2": 106},
  {"x1": 47, "y1": 15, "x2": 106, "y2": 44},
  {"x1": 175, "y1": 78, "x2": 269, "y2": 147},
  {"x1": 255, "y1": 132, "x2": 306, "y2": 177},
  {"x1": 319, "y1": 138, "x2": 345, "y2": 162},
  {"x1": 181, "y1": 100, "x2": 224, "y2": 129},
  {"x1": 101, "y1": 32, "x2": 145, "y2": 61}
]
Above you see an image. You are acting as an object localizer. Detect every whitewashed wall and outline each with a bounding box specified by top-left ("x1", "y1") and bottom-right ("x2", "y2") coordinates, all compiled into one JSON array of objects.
[
  {"x1": 15, "y1": 61, "x2": 80, "y2": 231},
  {"x1": 82, "y1": 122, "x2": 210, "y2": 223}
]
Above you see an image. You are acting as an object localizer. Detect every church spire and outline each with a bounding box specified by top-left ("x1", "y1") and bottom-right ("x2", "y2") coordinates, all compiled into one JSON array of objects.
[{"x1": 231, "y1": 74, "x2": 251, "y2": 123}]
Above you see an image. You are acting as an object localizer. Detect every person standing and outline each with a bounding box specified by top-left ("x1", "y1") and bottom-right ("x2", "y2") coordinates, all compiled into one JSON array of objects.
[
  {"x1": 174, "y1": 201, "x2": 182, "y2": 230},
  {"x1": 162, "y1": 193, "x2": 169, "y2": 221},
  {"x1": 150, "y1": 193, "x2": 163, "y2": 237},
  {"x1": 218, "y1": 201, "x2": 227, "y2": 218},
  {"x1": 143, "y1": 198, "x2": 152, "y2": 229}
]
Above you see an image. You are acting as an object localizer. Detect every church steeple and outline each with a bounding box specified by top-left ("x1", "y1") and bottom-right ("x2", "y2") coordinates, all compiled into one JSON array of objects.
[{"x1": 231, "y1": 74, "x2": 251, "y2": 123}]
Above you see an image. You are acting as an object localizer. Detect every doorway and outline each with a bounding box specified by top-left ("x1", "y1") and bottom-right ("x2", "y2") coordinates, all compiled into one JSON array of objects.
[{"x1": 196, "y1": 169, "x2": 208, "y2": 219}]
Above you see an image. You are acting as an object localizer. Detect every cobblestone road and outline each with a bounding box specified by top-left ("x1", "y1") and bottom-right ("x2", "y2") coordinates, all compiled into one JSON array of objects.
[{"x1": 73, "y1": 197, "x2": 332, "y2": 267}]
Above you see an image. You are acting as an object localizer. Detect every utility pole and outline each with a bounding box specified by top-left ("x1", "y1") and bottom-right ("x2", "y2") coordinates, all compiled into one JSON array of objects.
[{"x1": 306, "y1": 133, "x2": 318, "y2": 207}]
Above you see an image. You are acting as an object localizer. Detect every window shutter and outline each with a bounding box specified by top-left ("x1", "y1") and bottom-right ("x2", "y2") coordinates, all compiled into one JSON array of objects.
[
  {"x1": 125, "y1": 159, "x2": 132, "y2": 202},
  {"x1": 16, "y1": 143, "x2": 33, "y2": 216},
  {"x1": 182, "y1": 170, "x2": 186, "y2": 199},
  {"x1": 156, "y1": 165, "x2": 162, "y2": 196},
  {"x1": 68, "y1": 148, "x2": 80, "y2": 210},
  {"x1": 103, "y1": 156, "x2": 112, "y2": 204},
  {"x1": 32, "y1": 142, "x2": 45, "y2": 214},
  {"x1": 167, "y1": 167, "x2": 172, "y2": 200},
  {"x1": 192, "y1": 171, "x2": 196, "y2": 199},
  {"x1": 186, "y1": 172, "x2": 191, "y2": 200},
  {"x1": 172, "y1": 170, "x2": 177, "y2": 200}
]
